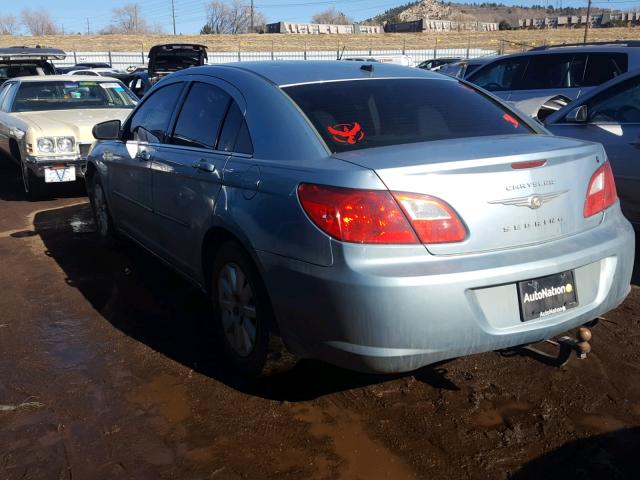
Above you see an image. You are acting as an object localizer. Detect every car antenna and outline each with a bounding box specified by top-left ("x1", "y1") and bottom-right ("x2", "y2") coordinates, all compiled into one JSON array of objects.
[{"x1": 361, "y1": 64, "x2": 374, "y2": 73}]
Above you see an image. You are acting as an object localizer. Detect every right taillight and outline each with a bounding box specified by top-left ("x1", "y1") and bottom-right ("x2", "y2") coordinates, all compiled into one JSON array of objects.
[
  {"x1": 584, "y1": 161, "x2": 617, "y2": 218},
  {"x1": 297, "y1": 183, "x2": 466, "y2": 245}
]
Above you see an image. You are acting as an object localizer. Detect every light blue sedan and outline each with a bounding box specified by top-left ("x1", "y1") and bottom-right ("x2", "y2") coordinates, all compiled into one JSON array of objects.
[{"x1": 86, "y1": 61, "x2": 634, "y2": 376}]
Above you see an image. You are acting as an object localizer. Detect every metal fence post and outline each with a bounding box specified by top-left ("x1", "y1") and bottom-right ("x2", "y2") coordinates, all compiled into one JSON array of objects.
[
  {"x1": 237, "y1": 41, "x2": 241, "y2": 62},
  {"x1": 433, "y1": 39, "x2": 437, "y2": 59},
  {"x1": 73, "y1": 50, "x2": 77, "y2": 64},
  {"x1": 402, "y1": 39, "x2": 406, "y2": 55},
  {"x1": 304, "y1": 42, "x2": 307, "y2": 60},
  {"x1": 108, "y1": 50, "x2": 112, "y2": 67}
]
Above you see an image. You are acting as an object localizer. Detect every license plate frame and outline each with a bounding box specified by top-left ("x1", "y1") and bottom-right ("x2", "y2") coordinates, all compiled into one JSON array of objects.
[
  {"x1": 518, "y1": 270, "x2": 578, "y2": 321},
  {"x1": 44, "y1": 167, "x2": 76, "y2": 183}
]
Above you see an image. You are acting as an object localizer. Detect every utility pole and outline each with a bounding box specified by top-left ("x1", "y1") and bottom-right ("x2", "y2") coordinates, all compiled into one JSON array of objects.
[
  {"x1": 250, "y1": 0, "x2": 254, "y2": 33},
  {"x1": 171, "y1": 0, "x2": 176, "y2": 35},
  {"x1": 86, "y1": 18, "x2": 90, "y2": 35},
  {"x1": 583, "y1": 0, "x2": 592, "y2": 44}
]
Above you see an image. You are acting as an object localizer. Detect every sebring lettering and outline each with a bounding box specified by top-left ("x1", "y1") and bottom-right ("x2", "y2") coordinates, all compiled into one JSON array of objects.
[{"x1": 502, "y1": 217, "x2": 563, "y2": 233}]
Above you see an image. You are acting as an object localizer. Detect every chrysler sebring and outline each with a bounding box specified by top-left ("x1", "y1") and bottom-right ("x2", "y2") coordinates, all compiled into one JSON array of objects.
[{"x1": 87, "y1": 61, "x2": 634, "y2": 376}]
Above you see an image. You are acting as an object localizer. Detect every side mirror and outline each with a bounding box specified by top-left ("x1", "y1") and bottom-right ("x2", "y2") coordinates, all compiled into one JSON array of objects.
[
  {"x1": 565, "y1": 105, "x2": 588, "y2": 123},
  {"x1": 92, "y1": 120, "x2": 121, "y2": 140}
]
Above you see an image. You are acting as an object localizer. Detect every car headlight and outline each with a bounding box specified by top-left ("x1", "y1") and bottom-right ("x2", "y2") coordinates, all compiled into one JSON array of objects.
[
  {"x1": 37, "y1": 138, "x2": 55, "y2": 153},
  {"x1": 56, "y1": 137, "x2": 75, "y2": 153}
]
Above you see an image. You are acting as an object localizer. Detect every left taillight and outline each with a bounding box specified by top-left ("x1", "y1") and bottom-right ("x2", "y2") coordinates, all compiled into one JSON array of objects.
[
  {"x1": 584, "y1": 161, "x2": 617, "y2": 218},
  {"x1": 297, "y1": 184, "x2": 466, "y2": 245}
]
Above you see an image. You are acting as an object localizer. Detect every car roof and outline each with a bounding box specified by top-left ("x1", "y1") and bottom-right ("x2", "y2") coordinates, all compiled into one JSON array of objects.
[
  {"x1": 0, "y1": 47, "x2": 66, "y2": 60},
  {"x1": 497, "y1": 46, "x2": 640, "y2": 57},
  {"x1": 175, "y1": 61, "x2": 449, "y2": 87},
  {"x1": 11, "y1": 75, "x2": 124, "y2": 82}
]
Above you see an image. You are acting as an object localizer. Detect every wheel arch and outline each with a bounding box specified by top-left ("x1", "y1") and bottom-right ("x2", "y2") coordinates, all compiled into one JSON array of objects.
[{"x1": 200, "y1": 224, "x2": 279, "y2": 332}]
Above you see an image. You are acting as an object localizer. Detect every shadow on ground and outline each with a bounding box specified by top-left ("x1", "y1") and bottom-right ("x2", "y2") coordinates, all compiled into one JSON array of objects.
[
  {"x1": 512, "y1": 427, "x2": 640, "y2": 480},
  {"x1": 32, "y1": 203, "x2": 458, "y2": 401}
]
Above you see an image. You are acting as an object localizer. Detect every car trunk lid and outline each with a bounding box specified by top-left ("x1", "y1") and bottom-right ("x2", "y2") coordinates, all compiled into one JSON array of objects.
[{"x1": 333, "y1": 134, "x2": 605, "y2": 255}]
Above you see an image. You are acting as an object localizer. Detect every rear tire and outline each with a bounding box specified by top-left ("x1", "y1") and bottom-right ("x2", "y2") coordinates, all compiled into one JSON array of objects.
[
  {"x1": 89, "y1": 175, "x2": 118, "y2": 247},
  {"x1": 211, "y1": 241, "x2": 274, "y2": 377}
]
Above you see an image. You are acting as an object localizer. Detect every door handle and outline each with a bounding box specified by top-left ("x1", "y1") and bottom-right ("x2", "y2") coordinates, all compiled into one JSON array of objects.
[
  {"x1": 193, "y1": 160, "x2": 216, "y2": 174},
  {"x1": 136, "y1": 149, "x2": 151, "y2": 161}
]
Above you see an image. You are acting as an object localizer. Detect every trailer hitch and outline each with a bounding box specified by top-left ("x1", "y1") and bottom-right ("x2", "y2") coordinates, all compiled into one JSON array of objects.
[{"x1": 521, "y1": 326, "x2": 593, "y2": 367}]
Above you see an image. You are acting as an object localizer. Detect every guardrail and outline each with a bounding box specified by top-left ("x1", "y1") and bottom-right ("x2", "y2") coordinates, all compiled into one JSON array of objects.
[{"x1": 52, "y1": 48, "x2": 498, "y2": 70}]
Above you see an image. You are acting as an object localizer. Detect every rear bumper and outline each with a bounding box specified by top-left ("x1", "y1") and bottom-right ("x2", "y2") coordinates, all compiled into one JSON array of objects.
[{"x1": 259, "y1": 204, "x2": 634, "y2": 373}]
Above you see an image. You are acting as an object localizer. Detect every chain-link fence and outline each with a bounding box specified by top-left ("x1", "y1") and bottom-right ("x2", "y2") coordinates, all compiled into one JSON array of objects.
[{"x1": 53, "y1": 47, "x2": 498, "y2": 70}]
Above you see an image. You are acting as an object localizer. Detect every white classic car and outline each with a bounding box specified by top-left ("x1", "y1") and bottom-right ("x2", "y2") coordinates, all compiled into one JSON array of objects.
[{"x1": 0, "y1": 75, "x2": 137, "y2": 199}]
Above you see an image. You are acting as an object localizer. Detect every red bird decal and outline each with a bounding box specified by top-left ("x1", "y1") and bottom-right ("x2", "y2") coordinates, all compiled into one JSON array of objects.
[{"x1": 327, "y1": 122, "x2": 365, "y2": 145}]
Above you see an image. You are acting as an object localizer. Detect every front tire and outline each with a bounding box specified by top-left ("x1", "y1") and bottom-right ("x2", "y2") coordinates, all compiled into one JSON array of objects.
[
  {"x1": 89, "y1": 176, "x2": 118, "y2": 246},
  {"x1": 21, "y1": 163, "x2": 45, "y2": 201},
  {"x1": 211, "y1": 242, "x2": 272, "y2": 377}
]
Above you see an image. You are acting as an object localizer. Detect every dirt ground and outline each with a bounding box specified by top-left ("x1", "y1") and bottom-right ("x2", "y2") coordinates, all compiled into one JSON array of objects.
[
  {"x1": 3, "y1": 27, "x2": 640, "y2": 53},
  {"x1": 0, "y1": 157, "x2": 639, "y2": 480}
]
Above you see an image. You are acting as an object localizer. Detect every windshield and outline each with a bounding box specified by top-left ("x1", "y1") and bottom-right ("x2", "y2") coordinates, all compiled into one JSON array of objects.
[
  {"x1": 283, "y1": 78, "x2": 533, "y2": 153},
  {"x1": 12, "y1": 80, "x2": 138, "y2": 112}
]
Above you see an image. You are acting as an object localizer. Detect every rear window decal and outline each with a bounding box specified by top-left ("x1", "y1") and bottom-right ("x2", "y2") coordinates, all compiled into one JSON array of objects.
[
  {"x1": 503, "y1": 113, "x2": 519, "y2": 129},
  {"x1": 327, "y1": 122, "x2": 365, "y2": 145}
]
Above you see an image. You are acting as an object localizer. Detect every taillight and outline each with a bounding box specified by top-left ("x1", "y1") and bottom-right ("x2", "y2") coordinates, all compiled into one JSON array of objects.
[
  {"x1": 297, "y1": 184, "x2": 466, "y2": 245},
  {"x1": 584, "y1": 162, "x2": 617, "y2": 218},
  {"x1": 297, "y1": 184, "x2": 417, "y2": 244},
  {"x1": 393, "y1": 193, "x2": 467, "y2": 244}
]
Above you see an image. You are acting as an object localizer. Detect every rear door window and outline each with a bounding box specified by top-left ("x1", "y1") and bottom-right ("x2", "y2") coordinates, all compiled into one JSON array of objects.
[
  {"x1": 581, "y1": 53, "x2": 627, "y2": 86},
  {"x1": 171, "y1": 82, "x2": 230, "y2": 149},
  {"x1": 468, "y1": 58, "x2": 527, "y2": 91},
  {"x1": 283, "y1": 78, "x2": 533, "y2": 153},
  {"x1": 515, "y1": 54, "x2": 573, "y2": 90},
  {"x1": 217, "y1": 102, "x2": 253, "y2": 155}
]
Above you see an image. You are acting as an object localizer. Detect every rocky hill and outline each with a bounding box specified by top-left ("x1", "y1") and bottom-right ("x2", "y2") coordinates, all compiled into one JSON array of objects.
[{"x1": 367, "y1": 0, "x2": 605, "y2": 27}]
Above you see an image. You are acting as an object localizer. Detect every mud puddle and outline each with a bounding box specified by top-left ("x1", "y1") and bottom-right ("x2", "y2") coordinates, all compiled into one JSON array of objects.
[{"x1": 293, "y1": 403, "x2": 415, "y2": 479}]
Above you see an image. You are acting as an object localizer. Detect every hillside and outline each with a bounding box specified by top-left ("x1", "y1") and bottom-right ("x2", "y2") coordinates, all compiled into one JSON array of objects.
[
  {"x1": 1, "y1": 28, "x2": 638, "y2": 54},
  {"x1": 367, "y1": 0, "x2": 604, "y2": 27}
]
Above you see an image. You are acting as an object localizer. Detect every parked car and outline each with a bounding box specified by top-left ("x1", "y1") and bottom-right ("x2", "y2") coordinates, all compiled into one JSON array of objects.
[
  {"x1": 437, "y1": 56, "x2": 495, "y2": 79},
  {"x1": 0, "y1": 75, "x2": 137, "y2": 199},
  {"x1": 67, "y1": 68, "x2": 123, "y2": 77},
  {"x1": 417, "y1": 57, "x2": 462, "y2": 71},
  {"x1": 545, "y1": 69, "x2": 640, "y2": 225},
  {"x1": 87, "y1": 61, "x2": 633, "y2": 376},
  {"x1": 122, "y1": 70, "x2": 151, "y2": 98},
  {"x1": 57, "y1": 63, "x2": 114, "y2": 74},
  {"x1": 0, "y1": 47, "x2": 65, "y2": 81},
  {"x1": 466, "y1": 43, "x2": 640, "y2": 117},
  {"x1": 343, "y1": 55, "x2": 414, "y2": 67}
]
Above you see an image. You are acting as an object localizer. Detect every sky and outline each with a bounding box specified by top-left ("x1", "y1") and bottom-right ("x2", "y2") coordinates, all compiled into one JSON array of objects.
[{"x1": 7, "y1": 0, "x2": 640, "y2": 35}]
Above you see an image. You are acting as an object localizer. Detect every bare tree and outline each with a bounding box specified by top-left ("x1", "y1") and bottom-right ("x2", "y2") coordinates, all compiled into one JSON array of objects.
[
  {"x1": 201, "y1": 0, "x2": 263, "y2": 34},
  {"x1": 311, "y1": 7, "x2": 352, "y2": 25},
  {"x1": 21, "y1": 9, "x2": 60, "y2": 35},
  {"x1": 0, "y1": 15, "x2": 20, "y2": 35},
  {"x1": 107, "y1": 3, "x2": 153, "y2": 34}
]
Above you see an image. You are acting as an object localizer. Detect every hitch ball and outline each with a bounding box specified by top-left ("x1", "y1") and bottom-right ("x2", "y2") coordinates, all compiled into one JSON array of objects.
[{"x1": 576, "y1": 327, "x2": 592, "y2": 357}]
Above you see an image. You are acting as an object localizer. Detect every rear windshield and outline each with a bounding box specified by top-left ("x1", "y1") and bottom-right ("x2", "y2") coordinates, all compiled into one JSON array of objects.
[
  {"x1": 283, "y1": 78, "x2": 532, "y2": 153},
  {"x1": 12, "y1": 80, "x2": 138, "y2": 112},
  {"x1": 0, "y1": 61, "x2": 55, "y2": 81}
]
